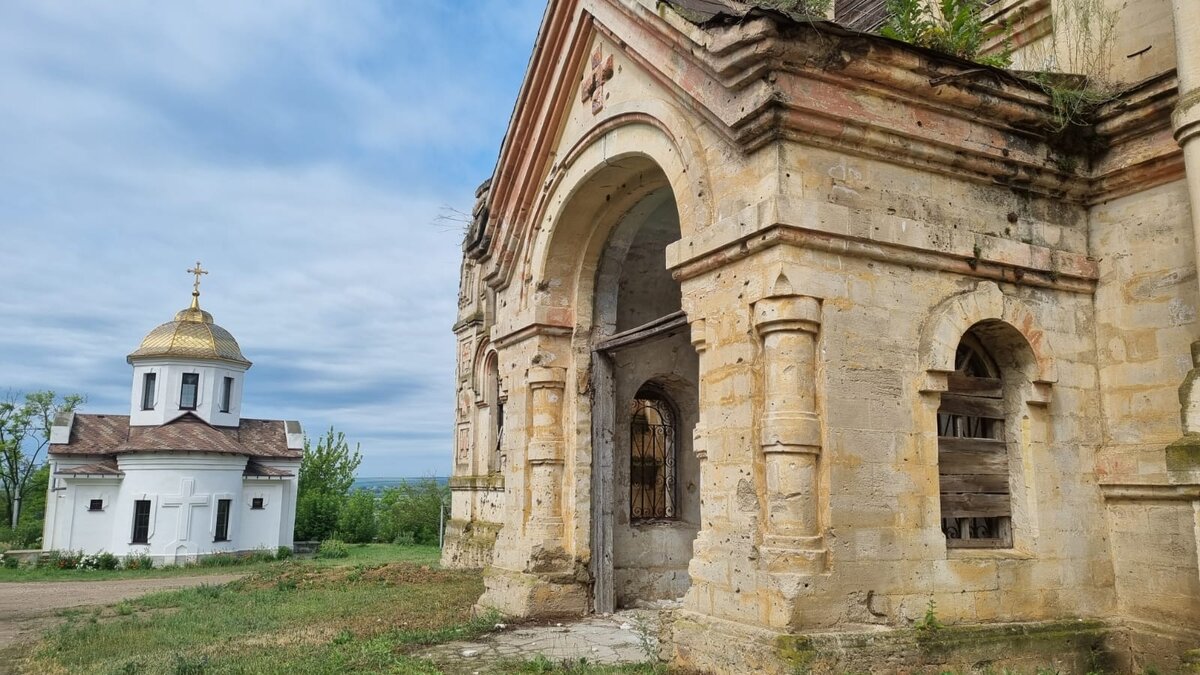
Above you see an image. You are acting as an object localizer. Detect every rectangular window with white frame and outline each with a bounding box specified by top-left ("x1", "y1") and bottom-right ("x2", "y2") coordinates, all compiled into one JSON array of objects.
[
  {"x1": 142, "y1": 372, "x2": 157, "y2": 410},
  {"x1": 180, "y1": 373, "x2": 199, "y2": 410},
  {"x1": 220, "y1": 376, "x2": 233, "y2": 413}
]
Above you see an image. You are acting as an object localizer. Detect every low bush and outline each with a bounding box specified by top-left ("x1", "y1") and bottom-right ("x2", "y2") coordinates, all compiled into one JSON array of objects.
[
  {"x1": 275, "y1": 546, "x2": 292, "y2": 560},
  {"x1": 45, "y1": 550, "x2": 82, "y2": 570},
  {"x1": 316, "y1": 539, "x2": 349, "y2": 559},
  {"x1": 0, "y1": 552, "x2": 17, "y2": 569},
  {"x1": 245, "y1": 548, "x2": 277, "y2": 563},
  {"x1": 79, "y1": 552, "x2": 120, "y2": 570},
  {"x1": 193, "y1": 553, "x2": 240, "y2": 568},
  {"x1": 124, "y1": 551, "x2": 154, "y2": 570}
]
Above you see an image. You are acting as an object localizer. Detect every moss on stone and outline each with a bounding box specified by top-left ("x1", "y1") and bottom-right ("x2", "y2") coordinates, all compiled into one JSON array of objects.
[
  {"x1": 1166, "y1": 435, "x2": 1200, "y2": 472},
  {"x1": 775, "y1": 634, "x2": 817, "y2": 673}
]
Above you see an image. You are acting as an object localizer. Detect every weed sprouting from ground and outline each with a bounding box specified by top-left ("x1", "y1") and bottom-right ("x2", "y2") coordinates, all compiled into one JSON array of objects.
[
  {"x1": 915, "y1": 599, "x2": 943, "y2": 633},
  {"x1": 630, "y1": 612, "x2": 658, "y2": 660}
]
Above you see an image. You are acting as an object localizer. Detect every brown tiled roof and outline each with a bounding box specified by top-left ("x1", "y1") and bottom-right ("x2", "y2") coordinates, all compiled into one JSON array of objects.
[
  {"x1": 244, "y1": 460, "x2": 295, "y2": 478},
  {"x1": 55, "y1": 459, "x2": 124, "y2": 477},
  {"x1": 118, "y1": 414, "x2": 250, "y2": 455},
  {"x1": 50, "y1": 413, "x2": 301, "y2": 459}
]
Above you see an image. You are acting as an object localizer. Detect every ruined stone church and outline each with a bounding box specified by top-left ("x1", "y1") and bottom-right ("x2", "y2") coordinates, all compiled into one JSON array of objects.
[{"x1": 445, "y1": 0, "x2": 1200, "y2": 671}]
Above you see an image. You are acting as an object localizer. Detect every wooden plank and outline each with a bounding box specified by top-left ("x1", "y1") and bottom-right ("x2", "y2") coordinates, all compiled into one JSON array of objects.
[
  {"x1": 946, "y1": 373, "x2": 1003, "y2": 397},
  {"x1": 940, "y1": 492, "x2": 1012, "y2": 518},
  {"x1": 938, "y1": 394, "x2": 1004, "y2": 419},
  {"x1": 595, "y1": 310, "x2": 687, "y2": 353},
  {"x1": 946, "y1": 537, "x2": 1009, "y2": 549},
  {"x1": 938, "y1": 438, "x2": 1009, "y2": 475},
  {"x1": 940, "y1": 473, "x2": 1010, "y2": 494}
]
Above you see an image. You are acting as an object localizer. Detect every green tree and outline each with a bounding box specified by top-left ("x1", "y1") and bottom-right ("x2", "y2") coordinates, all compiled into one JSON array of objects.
[
  {"x1": 2, "y1": 464, "x2": 49, "y2": 546},
  {"x1": 294, "y1": 427, "x2": 362, "y2": 541},
  {"x1": 0, "y1": 391, "x2": 83, "y2": 529},
  {"x1": 377, "y1": 478, "x2": 448, "y2": 545},
  {"x1": 337, "y1": 489, "x2": 378, "y2": 543}
]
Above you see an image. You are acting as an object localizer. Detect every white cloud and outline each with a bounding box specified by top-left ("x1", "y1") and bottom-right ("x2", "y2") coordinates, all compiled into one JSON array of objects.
[{"x1": 0, "y1": 0, "x2": 546, "y2": 475}]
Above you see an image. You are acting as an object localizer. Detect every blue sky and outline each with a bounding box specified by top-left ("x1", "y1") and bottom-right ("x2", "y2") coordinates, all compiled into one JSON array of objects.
[{"x1": 0, "y1": 1, "x2": 547, "y2": 476}]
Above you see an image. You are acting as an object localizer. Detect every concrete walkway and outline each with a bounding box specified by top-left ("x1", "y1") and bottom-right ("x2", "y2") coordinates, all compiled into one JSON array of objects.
[{"x1": 421, "y1": 609, "x2": 661, "y2": 674}]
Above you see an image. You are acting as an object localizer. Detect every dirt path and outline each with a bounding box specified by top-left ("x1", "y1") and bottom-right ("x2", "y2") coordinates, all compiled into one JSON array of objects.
[{"x1": 0, "y1": 574, "x2": 243, "y2": 651}]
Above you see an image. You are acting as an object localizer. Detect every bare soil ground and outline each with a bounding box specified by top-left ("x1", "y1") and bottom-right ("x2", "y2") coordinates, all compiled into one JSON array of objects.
[{"x1": 0, "y1": 574, "x2": 242, "y2": 651}]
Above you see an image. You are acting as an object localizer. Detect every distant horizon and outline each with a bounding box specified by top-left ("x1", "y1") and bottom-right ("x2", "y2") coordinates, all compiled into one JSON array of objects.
[{"x1": 0, "y1": 2, "x2": 547, "y2": 477}]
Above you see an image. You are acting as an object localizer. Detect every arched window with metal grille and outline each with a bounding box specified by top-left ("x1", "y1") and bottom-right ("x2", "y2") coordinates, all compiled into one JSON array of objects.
[
  {"x1": 630, "y1": 388, "x2": 677, "y2": 521},
  {"x1": 937, "y1": 330, "x2": 1012, "y2": 548}
]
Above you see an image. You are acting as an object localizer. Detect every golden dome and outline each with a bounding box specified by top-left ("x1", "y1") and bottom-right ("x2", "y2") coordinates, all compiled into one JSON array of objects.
[{"x1": 127, "y1": 279, "x2": 251, "y2": 367}]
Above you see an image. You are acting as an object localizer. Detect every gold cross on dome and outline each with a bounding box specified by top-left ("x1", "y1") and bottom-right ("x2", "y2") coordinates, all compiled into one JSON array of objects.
[{"x1": 187, "y1": 261, "x2": 208, "y2": 297}]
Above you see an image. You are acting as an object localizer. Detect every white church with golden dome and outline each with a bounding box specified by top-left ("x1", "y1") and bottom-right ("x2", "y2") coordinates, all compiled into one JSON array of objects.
[{"x1": 41, "y1": 264, "x2": 303, "y2": 562}]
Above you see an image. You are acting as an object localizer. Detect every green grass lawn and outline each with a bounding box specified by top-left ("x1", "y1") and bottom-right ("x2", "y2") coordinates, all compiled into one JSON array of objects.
[
  {"x1": 0, "y1": 543, "x2": 440, "y2": 583},
  {"x1": 20, "y1": 545, "x2": 484, "y2": 674}
]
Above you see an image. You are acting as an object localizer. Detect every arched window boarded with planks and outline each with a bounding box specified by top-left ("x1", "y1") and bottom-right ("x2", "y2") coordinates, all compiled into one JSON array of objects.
[
  {"x1": 630, "y1": 387, "x2": 677, "y2": 520},
  {"x1": 483, "y1": 352, "x2": 504, "y2": 473},
  {"x1": 938, "y1": 331, "x2": 1012, "y2": 548}
]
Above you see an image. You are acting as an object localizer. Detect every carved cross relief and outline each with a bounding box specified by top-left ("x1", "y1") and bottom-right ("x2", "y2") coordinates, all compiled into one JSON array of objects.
[
  {"x1": 580, "y1": 46, "x2": 615, "y2": 115},
  {"x1": 161, "y1": 478, "x2": 211, "y2": 541}
]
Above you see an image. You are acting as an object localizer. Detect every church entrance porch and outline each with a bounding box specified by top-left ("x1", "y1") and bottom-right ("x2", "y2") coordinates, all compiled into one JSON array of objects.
[{"x1": 588, "y1": 188, "x2": 700, "y2": 613}]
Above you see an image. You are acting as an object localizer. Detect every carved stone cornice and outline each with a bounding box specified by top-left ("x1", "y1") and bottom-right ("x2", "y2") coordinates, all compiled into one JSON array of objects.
[
  {"x1": 477, "y1": 0, "x2": 1181, "y2": 293},
  {"x1": 667, "y1": 196, "x2": 1098, "y2": 293}
]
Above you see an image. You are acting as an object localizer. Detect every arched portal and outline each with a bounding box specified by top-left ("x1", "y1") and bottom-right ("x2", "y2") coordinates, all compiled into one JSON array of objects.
[{"x1": 589, "y1": 185, "x2": 700, "y2": 611}]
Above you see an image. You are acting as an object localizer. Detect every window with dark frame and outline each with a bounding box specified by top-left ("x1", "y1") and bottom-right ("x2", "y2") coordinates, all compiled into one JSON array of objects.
[
  {"x1": 220, "y1": 376, "x2": 233, "y2": 413},
  {"x1": 630, "y1": 388, "x2": 677, "y2": 521},
  {"x1": 88, "y1": 499, "x2": 103, "y2": 512},
  {"x1": 251, "y1": 497, "x2": 264, "y2": 510},
  {"x1": 937, "y1": 333, "x2": 1013, "y2": 548},
  {"x1": 180, "y1": 373, "x2": 199, "y2": 410},
  {"x1": 141, "y1": 372, "x2": 157, "y2": 410},
  {"x1": 131, "y1": 500, "x2": 151, "y2": 543},
  {"x1": 214, "y1": 499, "x2": 232, "y2": 541}
]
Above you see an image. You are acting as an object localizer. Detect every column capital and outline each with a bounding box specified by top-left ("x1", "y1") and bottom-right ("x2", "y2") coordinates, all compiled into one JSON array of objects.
[
  {"x1": 1174, "y1": 89, "x2": 1200, "y2": 146},
  {"x1": 528, "y1": 366, "x2": 567, "y2": 388},
  {"x1": 753, "y1": 295, "x2": 821, "y2": 334}
]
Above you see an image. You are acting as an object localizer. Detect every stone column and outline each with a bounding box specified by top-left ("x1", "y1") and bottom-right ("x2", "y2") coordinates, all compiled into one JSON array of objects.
[
  {"x1": 690, "y1": 319, "x2": 710, "y2": 462},
  {"x1": 527, "y1": 366, "x2": 566, "y2": 541},
  {"x1": 754, "y1": 294, "x2": 827, "y2": 573}
]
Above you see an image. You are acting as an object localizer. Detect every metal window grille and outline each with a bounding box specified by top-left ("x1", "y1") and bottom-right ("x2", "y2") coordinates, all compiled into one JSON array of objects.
[
  {"x1": 131, "y1": 500, "x2": 151, "y2": 543},
  {"x1": 214, "y1": 499, "x2": 232, "y2": 541},
  {"x1": 251, "y1": 498, "x2": 264, "y2": 510},
  {"x1": 88, "y1": 499, "x2": 103, "y2": 512},
  {"x1": 630, "y1": 393, "x2": 677, "y2": 520}
]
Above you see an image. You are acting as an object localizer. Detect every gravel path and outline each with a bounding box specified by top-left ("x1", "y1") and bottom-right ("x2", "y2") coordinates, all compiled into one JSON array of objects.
[{"x1": 0, "y1": 574, "x2": 243, "y2": 651}]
